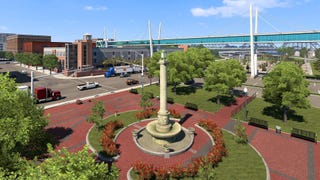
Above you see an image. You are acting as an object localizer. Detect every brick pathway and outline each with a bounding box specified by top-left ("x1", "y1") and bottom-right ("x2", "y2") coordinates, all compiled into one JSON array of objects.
[{"x1": 45, "y1": 91, "x2": 319, "y2": 180}]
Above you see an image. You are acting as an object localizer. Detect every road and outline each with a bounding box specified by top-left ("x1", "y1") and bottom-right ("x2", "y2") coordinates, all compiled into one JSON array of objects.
[{"x1": 0, "y1": 62, "x2": 152, "y2": 106}]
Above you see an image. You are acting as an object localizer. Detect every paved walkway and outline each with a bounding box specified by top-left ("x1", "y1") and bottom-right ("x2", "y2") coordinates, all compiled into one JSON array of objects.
[{"x1": 44, "y1": 91, "x2": 319, "y2": 180}]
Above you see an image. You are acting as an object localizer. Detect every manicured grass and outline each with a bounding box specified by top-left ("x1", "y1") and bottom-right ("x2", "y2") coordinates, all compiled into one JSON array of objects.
[
  {"x1": 214, "y1": 131, "x2": 266, "y2": 180},
  {"x1": 89, "y1": 111, "x2": 266, "y2": 180},
  {"x1": 138, "y1": 84, "x2": 226, "y2": 113},
  {"x1": 233, "y1": 98, "x2": 320, "y2": 135}
]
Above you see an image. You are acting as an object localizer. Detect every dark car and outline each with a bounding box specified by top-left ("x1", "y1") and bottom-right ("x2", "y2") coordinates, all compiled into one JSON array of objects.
[
  {"x1": 120, "y1": 72, "x2": 130, "y2": 78},
  {"x1": 126, "y1": 78, "x2": 139, "y2": 85}
]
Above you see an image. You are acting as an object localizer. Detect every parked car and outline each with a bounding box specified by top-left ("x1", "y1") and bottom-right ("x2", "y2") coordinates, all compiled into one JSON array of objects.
[{"x1": 126, "y1": 78, "x2": 139, "y2": 85}]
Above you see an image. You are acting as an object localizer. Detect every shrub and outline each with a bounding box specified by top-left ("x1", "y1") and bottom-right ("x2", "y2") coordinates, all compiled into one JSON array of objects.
[
  {"x1": 168, "y1": 108, "x2": 181, "y2": 118},
  {"x1": 234, "y1": 122, "x2": 248, "y2": 144},
  {"x1": 75, "y1": 99, "x2": 83, "y2": 105},
  {"x1": 167, "y1": 97, "x2": 174, "y2": 104},
  {"x1": 129, "y1": 88, "x2": 138, "y2": 94},
  {"x1": 100, "y1": 120, "x2": 123, "y2": 157},
  {"x1": 144, "y1": 92, "x2": 154, "y2": 99},
  {"x1": 185, "y1": 102, "x2": 198, "y2": 111}
]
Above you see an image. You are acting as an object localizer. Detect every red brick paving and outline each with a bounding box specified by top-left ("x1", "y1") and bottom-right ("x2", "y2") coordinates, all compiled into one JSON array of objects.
[
  {"x1": 314, "y1": 144, "x2": 320, "y2": 180},
  {"x1": 45, "y1": 91, "x2": 317, "y2": 180}
]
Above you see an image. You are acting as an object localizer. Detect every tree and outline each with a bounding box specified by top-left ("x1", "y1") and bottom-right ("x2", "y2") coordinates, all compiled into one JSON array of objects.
[
  {"x1": 21, "y1": 144, "x2": 119, "y2": 179},
  {"x1": 5, "y1": 52, "x2": 14, "y2": 60},
  {"x1": 140, "y1": 93, "x2": 153, "y2": 110},
  {"x1": 204, "y1": 59, "x2": 247, "y2": 104},
  {"x1": 167, "y1": 51, "x2": 194, "y2": 92},
  {"x1": 87, "y1": 101, "x2": 106, "y2": 129},
  {"x1": 277, "y1": 47, "x2": 294, "y2": 60},
  {"x1": 300, "y1": 47, "x2": 308, "y2": 58},
  {"x1": 185, "y1": 47, "x2": 215, "y2": 78},
  {"x1": 43, "y1": 54, "x2": 59, "y2": 74},
  {"x1": 147, "y1": 51, "x2": 162, "y2": 81},
  {"x1": 14, "y1": 53, "x2": 25, "y2": 66},
  {"x1": 0, "y1": 74, "x2": 48, "y2": 171},
  {"x1": 30, "y1": 53, "x2": 42, "y2": 70},
  {"x1": 262, "y1": 62, "x2": 310, "y2": 122}
]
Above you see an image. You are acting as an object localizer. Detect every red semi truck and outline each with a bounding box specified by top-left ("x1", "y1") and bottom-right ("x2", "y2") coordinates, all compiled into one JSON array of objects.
[{"x1": 34, "y1": 87, "x2": 61, "y2": 103}]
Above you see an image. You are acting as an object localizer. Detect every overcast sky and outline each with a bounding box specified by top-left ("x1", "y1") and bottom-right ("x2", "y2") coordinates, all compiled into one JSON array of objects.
[{"x1": 1, "y1": 0, "x2": 319, "y2": 42}]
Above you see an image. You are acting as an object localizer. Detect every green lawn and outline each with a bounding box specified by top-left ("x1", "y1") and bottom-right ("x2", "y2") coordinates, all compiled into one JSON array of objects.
[
  {"x1": 89, "y1": 111, "x2": 266, "y2": 180},
  {"x1": 214, "y1": 131, "x2": 266, "y2": 180},
  {"x1": 233, "y1": 97, "x2": 320, "y2": 135},
  {"x1": 137, "y1": 84, "x2": 226, "y2": 113}
]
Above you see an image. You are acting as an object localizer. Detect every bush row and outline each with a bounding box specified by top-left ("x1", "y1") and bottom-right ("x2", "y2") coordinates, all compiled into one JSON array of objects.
[
  {"x1": 184, "y1": 102, "x2": 198, "y2": 111},
  {"x1": 248, "y1": 117, "x2": 268, "y2": 129},
  {"x1": 101, "y1": 120, "x2": 123, "y2": 157}
]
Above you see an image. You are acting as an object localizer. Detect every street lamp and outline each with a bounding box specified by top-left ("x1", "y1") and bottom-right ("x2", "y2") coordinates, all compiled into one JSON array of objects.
[
  {"x1": 244, "y1": 87, "x2": 248, "y2": 121},
  {"x1": 132, "y1": 51, "x2": 144, "y2": 96}
]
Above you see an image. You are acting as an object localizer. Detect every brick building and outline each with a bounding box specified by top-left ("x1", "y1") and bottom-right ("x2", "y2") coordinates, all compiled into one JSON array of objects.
[
  {"x1": 5, "y1": 34, "x2": 51, "y2": 53},
  {"x1": 0, "y1": 33, "x2": 15, "y2": 51}
]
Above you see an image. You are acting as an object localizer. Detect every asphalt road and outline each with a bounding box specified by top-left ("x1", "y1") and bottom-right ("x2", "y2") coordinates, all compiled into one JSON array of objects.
[{"x1": 0, "y1": 62, "x2": 151, "y2": 106}]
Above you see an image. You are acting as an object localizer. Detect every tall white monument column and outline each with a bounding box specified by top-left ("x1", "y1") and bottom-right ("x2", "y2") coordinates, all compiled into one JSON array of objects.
[
  {"x1": 250, "y1": 4, "x2": 255, "y2": 78},
  {"x1": 156, "y1": 51, "x2": 171, "y2": 133}
]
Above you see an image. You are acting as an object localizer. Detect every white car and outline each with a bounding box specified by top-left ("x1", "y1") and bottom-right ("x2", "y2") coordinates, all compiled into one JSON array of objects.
[{"x1": 77, "y1": 82, "x2": 99, "y2": 91}]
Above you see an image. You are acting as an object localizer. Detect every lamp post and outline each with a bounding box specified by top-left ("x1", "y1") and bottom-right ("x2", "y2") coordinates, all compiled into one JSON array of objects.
[
  {"x1": 133, "y1": 51, "x2": 144, "y2": 96},
  {"x1": 244, "y1": 87, "x2": 248, "y2": 121}
]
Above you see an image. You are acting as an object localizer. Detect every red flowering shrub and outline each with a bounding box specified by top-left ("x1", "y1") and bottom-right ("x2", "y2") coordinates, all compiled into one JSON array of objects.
[
  {"x1": 154, "y1": 166, "x2": 169, "y2": 180},
  {"x1": 100, "y1": 120, "x2": 123, "y2": 157},
  {"x1": 132, "y1": 161, "x2": 155, "y2": 179},
  {"x1": 135, "y1": 108, "x2": 157, "y2": 120},
  {"x1": 168, "y1": 108, "x2": 181, "y2": 118}
]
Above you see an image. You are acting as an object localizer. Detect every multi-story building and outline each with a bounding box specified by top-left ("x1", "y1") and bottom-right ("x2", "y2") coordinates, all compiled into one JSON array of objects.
[
  {"x1": 5, "y1": 34, "x2": 51, "y2": 53},
  {"x1": 0, "y1": 33, "x2": 15, "y2": 51}
]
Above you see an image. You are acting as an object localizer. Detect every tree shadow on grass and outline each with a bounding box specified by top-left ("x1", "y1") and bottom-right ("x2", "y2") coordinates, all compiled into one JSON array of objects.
[
  {"x1": 173, "y1": 86, "x2": 197, "y2": 95},
  {"x1": 208, "y1": 95, "x2": 236, "y2": 106},
  {"x1": 262, "y1": 105, "x2": 304, "y2": 122}
]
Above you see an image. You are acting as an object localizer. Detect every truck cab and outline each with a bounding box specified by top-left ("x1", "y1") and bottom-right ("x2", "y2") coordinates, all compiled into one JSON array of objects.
[{"x1": 34, "y1": 87, "x2": 61, "y2": 103}]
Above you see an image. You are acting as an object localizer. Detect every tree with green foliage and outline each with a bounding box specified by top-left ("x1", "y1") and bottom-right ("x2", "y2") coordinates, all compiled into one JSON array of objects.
[
  {"x1": 0, "y1": 73, "x2": 48, "y2": 172},
  {"x1": 314, "y1": 49, "x2": 320, "y2": 71},
  {"x1": 147, "y1": 51, "x2": 162, "y2": 81},
  {"x1": 31, "y1": 53, "x2": 42, "y2": 70},
  {"x1": 140, "y1": 93, "x2": 153, "y2": 110},
  {"x1": 300, "y1": 47, "x2": 308, "y2": 58},
  {"x1": 43, "y1": 54, "x2": 59, "y2": 74},
  {"x1": 204, "y1": 59, "x2": 247, "y2": 104},
  {"x1": 87, "y1": 101, "x2": 106, "y2": 129},
  {"x1": 14, "y1": 53, "x2": 25, "y2": 66},
  {"x1": 278, "y1": 47, "x2": 294, "y2": 60},
  {"x1": 20, "y1": 144, "x2": 119, "y2": 179},
  {"x1": 5, "y1": 52, "x2": 14, "y2": 60},
  {"x1": 185, "y1": 47, "x2": 215, "y2": 78},
  {"x1": 262, "y1": 62, "x2": 310, "y2": 122},
  {"x1": 167, "y1": 51, "x2": 194, "y2": 92}
]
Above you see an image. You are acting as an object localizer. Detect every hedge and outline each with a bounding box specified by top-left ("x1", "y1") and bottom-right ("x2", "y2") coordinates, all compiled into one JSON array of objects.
[
  {"x1": 129, "y1": 88, "x2": 138, "y2": 94},
  {"x1": 248, "y1": 117, "x2": 268, "y2": 129},
  {"x1": 184, "y1": 102, "x2": 198, "y2": 111},
  {"x1": 167, "y1": 97, "x2": 174, "y2": 104},
  {"x1": 291, "y1": 128, "x2": 317, "y2": 142}
]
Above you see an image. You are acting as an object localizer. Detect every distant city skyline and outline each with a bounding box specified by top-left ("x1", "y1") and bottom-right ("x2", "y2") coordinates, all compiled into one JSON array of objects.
[{"x1": 1, "y1": 0, "x2": 319, "y2": 42}]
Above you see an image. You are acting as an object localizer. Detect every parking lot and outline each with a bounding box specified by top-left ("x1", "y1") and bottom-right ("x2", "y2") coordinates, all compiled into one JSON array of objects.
[{"x1": 0, "y1": 62, "x2": 151, "y2": 106}]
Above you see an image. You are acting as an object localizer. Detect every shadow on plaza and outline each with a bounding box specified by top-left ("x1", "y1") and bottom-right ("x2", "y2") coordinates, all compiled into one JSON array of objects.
[
  {"x1": 263, "y1": 105, "x2": 304, "y2": 122},
  {"x1": 46, "y1": 127, "x2": 74, "y2": 145}
]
